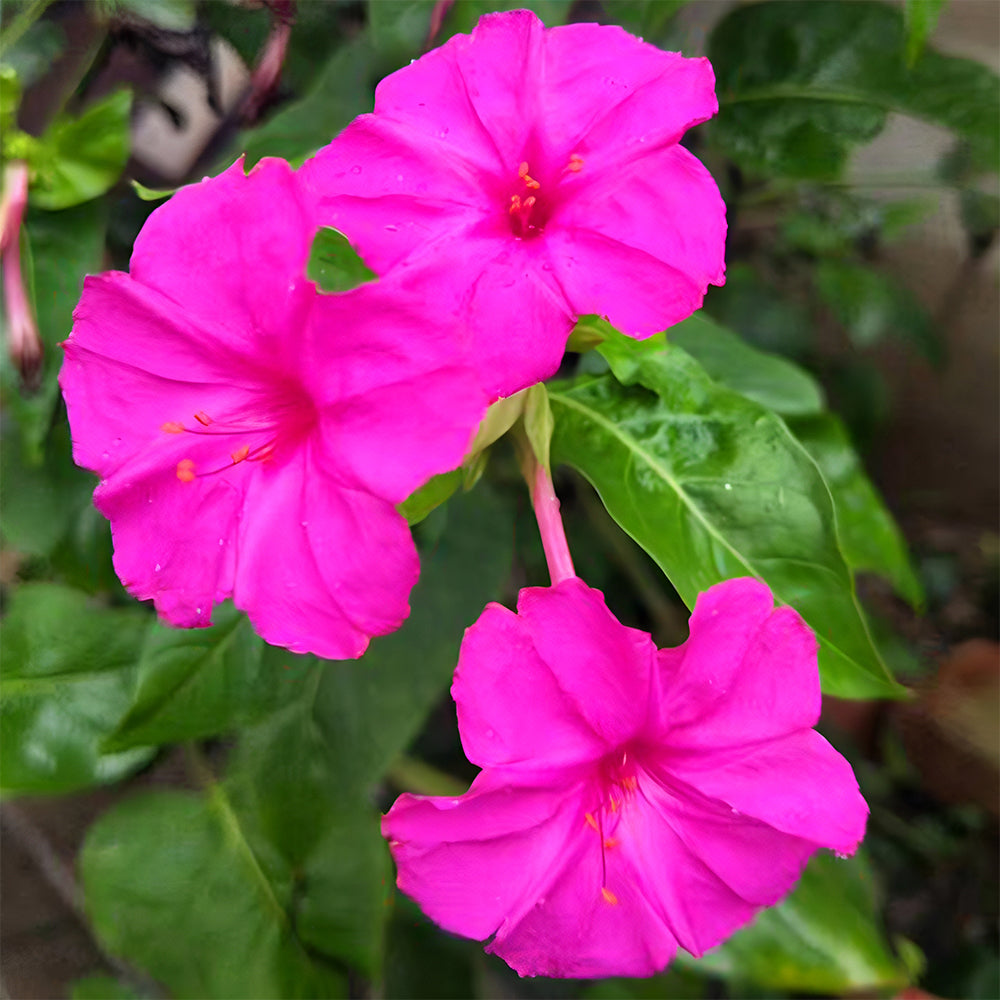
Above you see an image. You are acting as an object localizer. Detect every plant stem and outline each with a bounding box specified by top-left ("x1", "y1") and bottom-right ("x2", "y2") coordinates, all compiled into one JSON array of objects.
[{"x1": 524, "y1": 449, "x2": 576, "y2": 586}]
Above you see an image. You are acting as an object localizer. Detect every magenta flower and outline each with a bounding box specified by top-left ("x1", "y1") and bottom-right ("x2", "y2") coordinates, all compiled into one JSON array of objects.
[
  {"x1": 383, "y1": 577, "x2": 867, "y2": 978},
  {"x1": 60, "y1": 157, "x2": 486, "y2": 659},
  {"x1": 300, "y1": 9, "x2": 726, "y2": 399}
]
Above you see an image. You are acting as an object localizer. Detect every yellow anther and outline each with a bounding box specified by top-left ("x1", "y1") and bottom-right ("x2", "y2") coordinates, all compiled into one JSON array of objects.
[
  {"x1": 161, "y1": 421, "x2": 185, "y2": 434},
  {"x1": 567, "y1": 154, "x2": 584, "y2": 173},
  {"x1": 523, "y1": 195, "x2": 537, "y2": 210},
  {"x1": 601, "y1": 887, "x2": 618, "y2": 906},
  {"x1": 194, "y1": 411, "x2": 213, "y2": 426},
  {"x1": 176, "y1": 458, "x2": 196, "y2": 483},
  {"x1": 518, "y1": 160, "x2": 541, "y2": 189},
  {"x1": 509, "y1": 194, "x2": 522, "y2": 214},
  {"x1": 604, "y1": 838, "x2": 618, "y2": 849},
  {"x1": 231, "y1": 444, "x2": 250, "y2": 464},
  {"x1": 585, "y1": 812, "x2": 599, "y2": 831}
]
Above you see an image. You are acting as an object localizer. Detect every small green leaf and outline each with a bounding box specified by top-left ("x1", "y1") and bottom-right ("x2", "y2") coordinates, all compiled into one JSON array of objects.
[
  {"x1": 29, "y1": 90, "x2": 132, "y2": 210},
  {"x1": 683, "y1": 851, "x2": 909, "y2": 993},
  {"x1": 792, "y1": 413, "x2": 923, "y2": 606},
  {"x1": 523, "y1": 382, "x2": 554, "y2": 473},
  {"x1": 80, "y1": 789, "x2": 346, "y2": 999},
  {"x1": 550, "y1": 334, "x2": 901, "y2": 698},
  {"x1": 306, "y1": 226, "x2": 378, "y2": 293},
  {"x1": 904, "y1": 0, "x2": 948, "y2": 66},
  {"x1": 0, "y1": 584, "x2": 154, "y2": 794},
  {"x1": 0, "y1": 64, "x2": 20, "y2": 135},
  {"x1": 398, "y1": 469, "x2": 462, "y2": 525},
  {"x1": 129, "y1": 178, "x2": 175, "y2": 201},
  {"x1": 666, "y1": 312, "x2": 825, "y2": 418},
  {"x1": 105, "y1": 604, "x2": 313, "y2": 752}
]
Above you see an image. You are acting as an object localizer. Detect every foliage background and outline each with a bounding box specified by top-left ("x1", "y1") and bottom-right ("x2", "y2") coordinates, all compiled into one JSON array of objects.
[{"x1": 1, "y1": 1, "x2": 997, "y2": 998}]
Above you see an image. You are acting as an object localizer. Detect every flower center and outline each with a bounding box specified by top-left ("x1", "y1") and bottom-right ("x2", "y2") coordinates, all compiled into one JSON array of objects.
[
  {"x1": 582, "y1": 746, "x2": 641, "y2": 907},
  {"x1": 162, "y1": 382, "x2": 316, "y2": 483},
  {"x1": 505, "y1": 155, "x2": 583, "y2": 240}
]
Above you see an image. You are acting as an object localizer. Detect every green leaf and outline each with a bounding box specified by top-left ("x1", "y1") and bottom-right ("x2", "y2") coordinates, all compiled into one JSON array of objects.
[
  {"x1": 440, "y1": 0, "x2": 572, "y2": 38},
  {"x1": 315, "y1": 486, "x2": 513, "y2": 796},
  {"x1": 398, "y1": 469, "x2": 462, "y2": 525},
  {"x1": 80, "y1": 789, "x2": 346, "y2": 999},
  {"x1": 683, "y1": 851, "x2": 909, "y2": 993},
  {"x1": 904, "y1": 0, "x2": 948, "y2": 66},
  {"x1": 0, "y1": 584, "x2": 154, "y2": 794},
  {"x1": 0, "y1": 63, "x2": 19, "y2": 135},
  {"x1": 550, "y1": 334, "x2": 901, "y2": 698},
  {"x1": 129, "y1": 178, "x2": 175, "y2": 201},
  {"x1": 815, "y1": 259, "x2": 942, "y2": 364},
  {"x1": 667, "y1": 312, "x2": 825, "y2": 418},
  {"x1": 1, "y1": 200, "x2": 107, "y2": 460},
  {"x1": 105, "y1": 604, "x2": 313, "y2": 752},
  {"x1": 29, "y1": 90, "x2": 132, "y2": 210},
  {"x1": 111, "y1": 0, "x2": 197, "y2": 31},
  {"x1": 306, "y1": 226, "x2": 378, "y2": 293},
  {"x1": 603, "y1": 1, "x2": 690, "y2": 45},
  {"x1": 523, "y1": 382, "x2": 554, "y2": 473},
  {"x1": 239, "y1": 41, "x2": 375, "y2": 168},
  {"x1": 710, "y1": 1, "x2": 999, "y2": 179},
  {"x1": 792, "y1": 413, "x2": 923, "y2": 606}
]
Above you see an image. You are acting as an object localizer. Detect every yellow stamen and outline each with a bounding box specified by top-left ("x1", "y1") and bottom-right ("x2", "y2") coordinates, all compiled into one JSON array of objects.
[
  {"x1": 231, "y1": 444, "x2": 250, "y2": 464},
  {"x1": 601, "y1": 887, "x2": 618, "y2": 905},
  {"x1": 604, "y1": 838, "x2": 618, "y2": 849},
  {"x1": 194, "y1": 411, "x2": 213, "y2": 426},
  {"x1": 518, "y1": 160, "x2": 541, "y2": 189},
  {"x1": 161, "y1": 421, "x2": 185, "y2": 433},
  {"x1": 585, "y1": 812, "x2": 599, "y2": 831},
  {"x1": 509, "y1": 194, "x2": 522, "y2": 214},
  {"x1": 566, "y1": 154, "x2": 584, "y2": 173},
  {"x1": 176, "y1": 458, "x2": 196, "y2": 483}
]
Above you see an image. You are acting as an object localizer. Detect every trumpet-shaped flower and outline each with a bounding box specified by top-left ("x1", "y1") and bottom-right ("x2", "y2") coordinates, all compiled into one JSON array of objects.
[
  {"x1": 60, "y1": 157, "x2": 486, "y2": 659},
  {"x1": 301, "y1": 9, "x2": 727, "y2": 399},
  {"x1": 383, "y1": 577, "x2": 867, "y2": 978}
]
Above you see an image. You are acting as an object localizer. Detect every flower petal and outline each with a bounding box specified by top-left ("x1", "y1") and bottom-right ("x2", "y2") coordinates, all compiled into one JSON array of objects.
[
  {"x1": 666, "y1": 728, "x2": 869, "y2": 856},
  {"x1": 540, "y1": 25, "x2": 718, "y2": 172},
  {"x1": 453, "y1": 602, "x2": 608, "y2": 769},
  {"x1": 554, "y1": 144, "x2": 726, "y2": 316},
  {"x1": 613, "y1": 772, "x2": 813, "y2": 957},
  {"x1": 516, "y1": 579, "x2": 657, "y2": 747},
  {"x1": 489, "y1": 810, "x2": 678, "y2": 978},
  {"x1": 383, "y1": 768, "x2": 583, "y2": 943},
  {"x1": 300, "y1": 115, "x2": 490, "y2": 274},
  {"x1": 130, "y1": 157, "x2": 315, "y2": 349},
  {"x1": 655, "y1": 578, "x2": 822, "y2": 748},
  {"x1": 234, "y1": 441, "x2": 419, "y2": 660}
]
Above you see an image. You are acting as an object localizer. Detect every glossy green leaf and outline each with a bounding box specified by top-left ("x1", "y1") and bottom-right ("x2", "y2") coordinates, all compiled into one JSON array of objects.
[
  {"x1": 306, "y1": 226, "x2": 378, "y2": 293},
  {"x1": 315, "y1": 487, "x2": 513, "y2": 796},
  {"x1": 1, "y1": 200, "x2": 107, "y2": 459},
  {"x1": 0, "y1": 584, "x2": 154, "y2": 794},
  {"x1": 792, "y1": 413, "x2": 923, "y2": 606},
  {"x1": 240, "y1": 41, "x2": 375, "y2": 167},
  {"x1": 105, "y1": 604, "x2": 312, "y2": 752},
  {"x1": 29, "y1": 90, "x2": 132, "y2": 210},
  {"x1": 226, "y1": 695, "x2": 390, "y2": 976},
  {"x1": 815, "y1": 259, "x2": 942, "y2": 364},
  {"x1": 904, "y1": 0, "x2": 948, "y2": 66},
  {"x1": 80, "y1": 789, "x2": 346, "y2": 999},
  {"x1": 683, "y1": 851, "x2": 909, "y2": 993},
  {"x1": 667, "y1": 312, "x2": 825, "y2": 418},
  {"x1": 550, "y1": 335, "x2": 900, "y2": 698},
  {"x1": 710, "y1": 1, "x2": 999, "y2": 179}
]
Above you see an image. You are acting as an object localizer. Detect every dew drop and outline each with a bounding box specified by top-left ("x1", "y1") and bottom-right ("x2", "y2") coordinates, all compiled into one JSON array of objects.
[
  {"x1": 154, "y1": 563, "x2": 161, "y2": 571},
  {"x1": 300, "y1": 520, "x2": 308, "y2": 528},
  {"x1": 724, "y1": 483, "x2": 732, "y2": 490},
  {"x1": 350, "y1": 165, "x2": 362, "y2": 175},
  {"x1": 195, "y1": 607, "x2": 202, "y2": 615},
  {"x1": 384, "y1": 224, "x2": 398, "y2": 232},
  {"x1": 218, "y1": 538, "x2": 224, "y2": 546}
]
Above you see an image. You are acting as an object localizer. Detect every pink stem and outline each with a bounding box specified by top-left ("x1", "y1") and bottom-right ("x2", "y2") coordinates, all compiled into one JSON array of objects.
[
  {"x1": 1, "y1": 161, "x2": 42, "y2": 386},
  {"x1": 530, "y1": 459, "x2": 576, "y2": 586}
]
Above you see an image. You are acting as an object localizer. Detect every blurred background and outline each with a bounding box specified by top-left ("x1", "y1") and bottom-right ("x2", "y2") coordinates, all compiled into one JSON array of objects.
[{"x1": 1, "y1": 1, "x2": 997, "y2": 998}]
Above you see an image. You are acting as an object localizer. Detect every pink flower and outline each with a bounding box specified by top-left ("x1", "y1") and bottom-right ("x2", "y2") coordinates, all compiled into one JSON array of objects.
[
  {"x1": 383, "y1": 577, "x2": 867, "y2": 978},
  {"x1": 60, "y1": 157, "x2": 486, "y2": 659},
  {"x1": 300, "y1": 9, "x2": 726, "y2": 399}
]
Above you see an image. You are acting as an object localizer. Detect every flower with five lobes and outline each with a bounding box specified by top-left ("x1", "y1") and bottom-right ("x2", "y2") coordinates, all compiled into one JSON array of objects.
[
  {"x1": 60, "y1": 157, "x2": 487, "y2": 659},
  {"x1": 301, "y1": 8, "x2": 726, "y2": 399},
  {"x1": 383, "y1": 577, "x2": 868, "y2": 978}
]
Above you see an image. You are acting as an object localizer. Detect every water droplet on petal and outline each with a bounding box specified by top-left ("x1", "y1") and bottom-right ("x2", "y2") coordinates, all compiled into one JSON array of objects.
[
  {"x1": 350, "y1": 165, "x2": 362, "y2": 175},
  {"x1": 154, "y1": 563, "x2": 161, "y2": 571}
]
